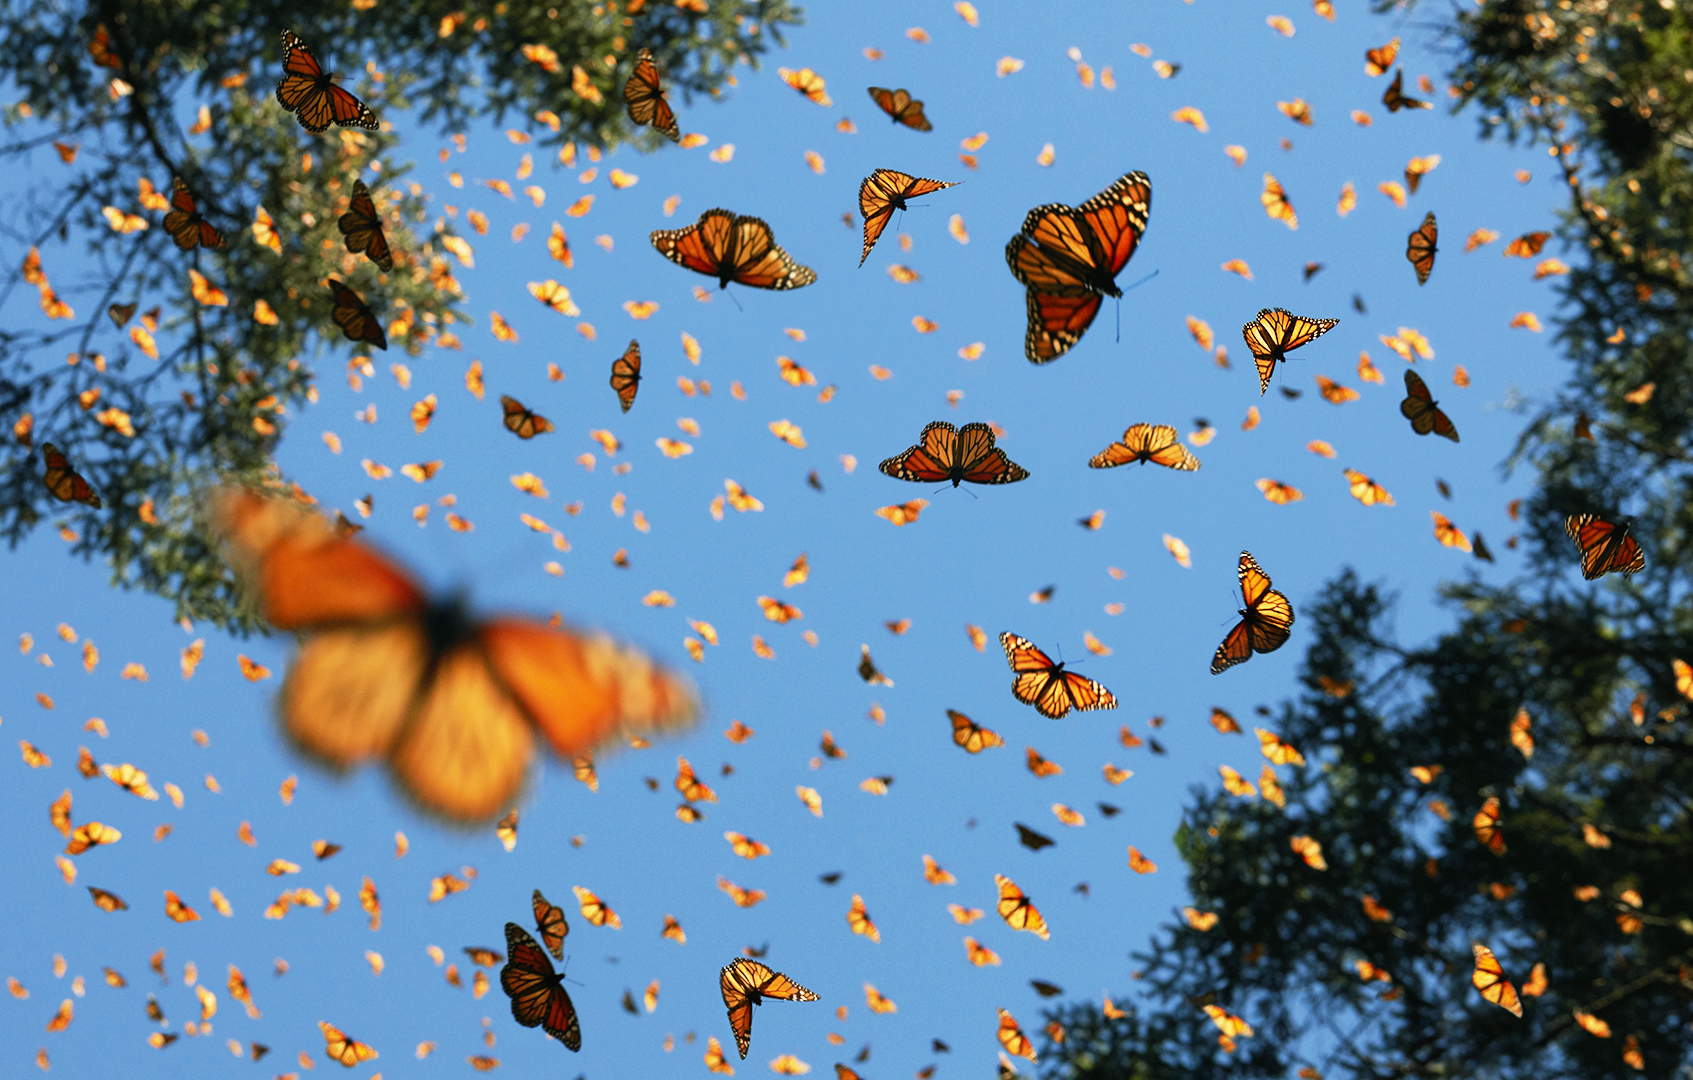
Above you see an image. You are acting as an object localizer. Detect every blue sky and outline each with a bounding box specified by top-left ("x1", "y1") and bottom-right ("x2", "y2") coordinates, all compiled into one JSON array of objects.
[{"x1": 0, "y1": 1, "x2": 1567, "y2": 1076}]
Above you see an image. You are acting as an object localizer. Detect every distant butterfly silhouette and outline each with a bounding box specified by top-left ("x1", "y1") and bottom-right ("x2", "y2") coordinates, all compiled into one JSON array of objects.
[
  {"x1": 879, "y1": 421, "x2": 1028, "y2": 487},
  {"x1": 651, "y1": 209, "x2": 815, "y2": 290},
  {"x1": 328, "y1": 278, "x2": 387, "y2": 351},
  {"x1": 610, "y1": 340, "x2": 642, "y2": 412},
  {"x1": 867, "y1": 86, "x2": 931, "y2": 131},
  {"x1": 720, "y1": 958, "x2": 819, "y2": 1059},
  {"x1": 623, "y1": 48, "x2": 680, "y2": 142},
  {"x1": 1088, "y1": 423, "x2": 1200, "y2": 470},
  {"x1": 1241, "y1": 307, "x2": 1338, "y2": 394},
  {"x1": 42, "y1": 443, "x2": 101, "y2": 508},
  {"x1": 858, "y1": 169, "x2": 958, "y2": 266},
  {"x1": 1211, "y1": 552, "x2": 1294, "y2": 674},
  {"x1": 1400, "y1": 370, "x2": 1459, "y2": 441},
  {"x1": 501, "y1": 922, "x2": 580, "y2": 1050},
  {"x1": 1382, "y1": 68, "x2": 1431, "y2": 112},
  {"x1": 276, "y1": 30, "x2": 378, "y2": 133},
  {"x1": 1407, "y1": 211, "x2": 1437, "y2": 285},
  {"x1": 338, "y1": 179, "x2": 392, "y2": 271},
  {"x1": 163, "y1": 179, "x2": 226, "y2": 250},
  {"x1": 999, "y1": 632, "x2": 1117, "y2": 719},
  {"x1": 1564, "y1": 514, "x2": 1645, "y2": 580},
  {"x1": 500, "y1": 396, "x2": 554, "y2": 439}
]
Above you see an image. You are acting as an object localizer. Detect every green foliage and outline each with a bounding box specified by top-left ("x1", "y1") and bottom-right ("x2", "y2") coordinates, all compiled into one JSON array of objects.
[{"x1": 0, "y1": 0, "x2": 798, "y2": 629}]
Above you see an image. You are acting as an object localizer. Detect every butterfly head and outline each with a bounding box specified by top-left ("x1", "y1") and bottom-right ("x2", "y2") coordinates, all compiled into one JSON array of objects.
[{"x1": 422, "y1": 595, "x2": 478, "y2": 653}]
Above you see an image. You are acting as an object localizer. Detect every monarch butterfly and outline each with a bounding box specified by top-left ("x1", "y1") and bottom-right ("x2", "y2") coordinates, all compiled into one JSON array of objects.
[
  {"x1": 1407, "y1": 211, "x2": 1437, "y2": 285},
  {"x1": 1088, "y1": 423, "x2": 1200, "y2": 470},
  {"x1": 719, "y1": 958, "x2": 820, "y2": 1059},
  {"x1": 999, "y1": 633, "x2": 1117, "y2": 719},
  {"x1": 610, "y1": 340, "x2": 642, "y2": 413},
  {"x1": 212, "y1": 488, "x2": 697, "y2": 822},
  {"x1": 88, "y1": 24, "x2": 122, "y2": 69},
  {"x1": 500, "y1": 396, "x2": 554, "y2": 439},
  {"x1": 87, "y1": 887, "x2": 128, "y2": 912},
  {"x1": 879, "y1": 421, "x2": 1029, "y2": 487},
  {"x1": 777, "y1": 67, "x2": 832, "y2": 107},
  {"x1": 1473, "y1": 795, "x2": 1506, "y2": 854},
  {"x1": 1241, "y1": 308, "x2": 1339, "y2": 395},
  {"x1": 1344, "y1": 468, "x2": 1395, "y2": 507},
  {"x1": 1400, "y1": 370, "x2": 1459, "y2": 441},
  {"x1": 276, "y1": 30, "x2": 378, "y2": 134},
  {"x1": 846, "y1": 894, "x2": 879, "y2": 941},
  {"x1": 1470, "y1": 943, "x2": 1523, "y2": 1017},
  {"x1": 1503, "y1": 231, "x2": 1552, "y2": 258},
  {"x1": 1006, "y1": 171, "x2": 1151, "y2": 363},
  {"x1": 991, "y1": 874, "x2": 1049, "y2": 941},
  {"x1": 162, "y1": 178, "x2": 226, "y2": 250},
  {"x1": 1364, "y1": 37, "x2": 1400, "y2": 77},
  {"x1": 500, "y1": 923, "x2": 581, "y2": 1051},
  {"x1": 622, "y1": 49, "x2": 680, "y2": 142},
  {"x1": 948, "y1": 709, "x2": 1004, "y2": 753},
  {"x1": 857, "y1": 169, "x2": 958, "y2": 266},
  {"x1": 573, "y1": 885, "x2": 621, "y2": 928},
  {"x1": 1261, "y1": 173, "x2": 1298, "y2": 229},
  {"x1": 328, "y1": 279, "x2": 388, "y2": 351},
  {"x1": 1016, "y1": 824, "x2": 1055, "y2": 851},
  {"x1": 42, "y1": 443, "x2": 101, "y2": 508},
  {"x1": 651, "y1": 209, "x2": 816, "y2": 290},
  {"x1": 866, "y1": 86, "x2": 931, "y2": 131},
  {"x1": 1255, "y1": 728, "x2": 1306, "y2": 766},
  {"x1": 1211, "y1": 552, "x2": 1295, "y2": 674},
  {"x1": 317, "y1": 1020, "x2": 378, "y2": 1066},
  {"x1": 337, "y1": 179, "x2": 392, "y2": 272},
  {"x1": 1203, "y1": 1004, "x2": 1253, "y2": 1038},
  {"x1": 997, "y1": 1009, "x2": 1037, "y2": 1061},
  {"x1": 1564, "y1": 514, "x2": 1644, "y2": 579},
  {"x1": 532, "y1": 889, "x2": 569, "y2": 959},
  {"x1": 1382, "y1": 68, "x2": 1431, "y2": 112}
]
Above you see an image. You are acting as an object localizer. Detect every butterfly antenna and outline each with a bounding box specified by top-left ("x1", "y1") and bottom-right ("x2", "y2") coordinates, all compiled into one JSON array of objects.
[
  {"x1": 1122, "y1": 269, "x2": 1160, "y2": 292},
  {"x1": 727, "y1": 289, "x2": 744, "y2": 313}
]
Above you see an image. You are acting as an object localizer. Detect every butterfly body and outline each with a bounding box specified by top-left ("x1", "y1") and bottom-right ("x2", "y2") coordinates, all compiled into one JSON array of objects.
[
  {"x1": 858, "y1": 169, "x2": 958, "y2": 265},
  {"x1": 879, "y1": 421, "x2": 1028, "y2": 487},
  {"x1": 651, "y1": 209, "x2": 815, "y2": 290},
  {"x1": 501, "y1": 922, "x2": 580, "y2": 1050},
  {"x1": 1005, "y1": 172, "x2": 1151, "y2": 363},
  {"x1": 999, "y1": 632, "x2": 1116, "y2": 718},
  {"x1": 1211, "y1": 552, "x2": 1294, "y2": 674},
  {"x1": 276, "y1": 30, "x2": 378, "y2": 133},
  {"x1": 1241, "y1": 308, "x2": 1339, "y2": 394},
  {"x1": 1565, "y1": 514, "x2": 1645, "y2": 579}
]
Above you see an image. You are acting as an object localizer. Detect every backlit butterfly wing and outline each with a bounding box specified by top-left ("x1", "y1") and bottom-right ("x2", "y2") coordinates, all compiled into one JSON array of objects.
[
  {"x1": 42, "y1": 443, "x2": 101, "y2": 508},
  {"x1": 623, "y1": 49, "x2": 680, "y2": 142},
  {"x1": 879, "y1": 421, "x2": 958, "y2": 483},
  {"x1": 650, "y1": 209, "x2": 815, "y2": 290},
  {"x1": 1364, "y1": 37, "x2": 1400, "y2": 77},
  {"x1": 338, "y1": 179, "x2": 393, "y2": 271},
  {"x1": 1564, "y1": 514, "x2": 1645, "y2": 579},
  {"x1": 501, "y1": 923, "x2": 581, "y2": 1050},
  {"x1": 532, "y1": 889, "x2": 569, "y2": 959},
  {"x1": 999, "y1": 632, "x2": 1116, "y2": 719},
  {"x1": 1473, "y1": 796, "x2": 1506, "y2": 855},
  {"x1": 500, "y1": 396, "x2": 554, "y2": 439},
  {"x1": 1470, "y1": 943, "x2": 1523, "y2": 1017},
  {"x1": 161, "y1": 179, "x2": 226, "y2": 250},
  {"x1": 720, "y1": 958, "x2": 820, "y2": 1059},
  {"x1": 948, "y1": 709, "x2": 1004, "y2": 753},
  {"x1": 328, "y1": 279, "x2": 388, "y2": 351},
  {"x1": 276, "y1": 29, "x2": 378, "y2": 133},
  {"x1": 573, "y1": 885, "x2": 621, "y2": 928},
  {"x1": 1088, "y1": 423, "x2": 1200, "y2": 470},
  {"x1": 1382, "y1": 68, "x2": 1431, "y2": 112},
  {"x1": 1241, "y1": 308, "x2": 1339, "y2": 394},
  {"x1": 1211, "y1": 552, "x2": 1295, "y2": 674},
  {"x1": 778, "y1": 67, "x2": 831, "y2": 106},
  {"x1": 1407, "y1": 211, "x2": 1437, "y2": 285},
  {"x1": 857, "y1": 169, "x2": 958, "y2": 265},
  {"x1": 993, "y1": 874, "x2": 1049, "y2": 939},
  {"x1": 866, "y1": 86, "x2": 932, "y2": 131},
  {"x1": 1400, "y1": 370, "x2": 1459, "y2": 441},
  {"x1": 318, "y1": 1021, "x2": 378, "y2": 1066},
  {"x1": 610, "y1": 340, "x2": 642, "y2": 412}
]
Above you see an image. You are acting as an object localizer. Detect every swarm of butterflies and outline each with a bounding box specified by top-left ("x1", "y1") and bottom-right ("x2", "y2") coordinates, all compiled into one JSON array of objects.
[{"x1": 21, "y1": 14, "x2": 1653, "y2": 1077}]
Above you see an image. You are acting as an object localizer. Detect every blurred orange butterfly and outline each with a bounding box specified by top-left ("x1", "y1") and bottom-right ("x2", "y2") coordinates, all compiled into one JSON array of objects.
[
  {"x1": 212, "y1": 488, "x2": 697, "y2": 822},
  {"x1": 999, "y1": 632, "x2": 1117, "y2": 719},
  {"x1": 338, "y1": 179, "x2": 392, "y2": 272},
  {"x1": 532, "y1": 889, "x2": 569, "y2": 959},
  {"x1": 42, "y1": 443, "x2": 101, "y2": 508},
  {"x1": 858, "y1": 169, "x2": 957, "y2": 265},
  {"x1": 610, "y1": 340, "x2": 642, "y2": 413},
  {"x1": 1364, "y1": 37, "x2": 1400, "y2": 77},
  {"x1": 1344, "y1": 469, "x2": 1394, "y2": 507},
  {"x1": 1242, "y1": 308, "x2": 1338, "y2": 394},
  {"x1": 1565, "y1": 514, "x2": 1644, "y2": 579},
  {"x1": 162, "y1": 178, "x2": 226, "y2": 250},
  {"x1": 1504, "y1": 231, "x2": 1551, "y2": 258},
  {"x1": 573, "y1": 885, "x2": 621, "y2": 928},
  {"x1": 948, "y1": 709, "x2": 1004, "y2": 753},
  {"x1": 623, "y1": 49, "x2": 680, "y2": 142},
  {"x1": 1473, "y1": 795, "x2": 1506, "y2": 855},
  {"x1": 276, "y1": 30, "x2": 378, "y2": 133},
  {"x1": 994, "y1": 874, "x2": 1050, "y2": 939},
  {"x1": 328, "y1": 279, "x2": 388, "y2": 351},
  {"x1": 866, "y1": 86, "x2": 931, "y2": 131},
  {"x1": 1006, "y1": 171, "x2": 1151, "y2": 363},
  {"x1": 777, "y1": 67, "x2": 831, "y2": 107},
  {"x1": 1382, "y1": 68, "x2": 1431, "y2": 112},
  {"x1": 500, "y1": 396, "x2": 554, "y2": 439},
  {"x1": 88, "y1": 24, "x2": 122, "y2": 69},
  {"x1": 719, "y1": 958, "x2": 819, "y2": 1059},
  {"x1": 501, "y1": 923, "x2": 580, "y2": 1050},
  {"x1": 1470, "y1": 943, "x2": 1522, "y2": 1017},
  {"x1": 651, "y1": 209, "x2": 815, "y2": 290},
  {"x1": 997, "y1": 1009, "x2": 1036, "y2": 1060},
  {"x1": 1088, "y1": 423, "x2": 1200, "y2": 471},
  {"x1": 1401, "y1": 370, "x2": 1459, "y2": 441},
  {"x1": 319, "y1": 1021, "x2": 378, "y2": 1066},
  {"x1": 879, "y1": 421, "x2": 1028, "y2": 487},
  {"x1": 1211, "y1": 552, "x2": 1294, "y2": 674},
  {"x1": 1407, "y1": 211, "x2": 1437, "y2": 285}
]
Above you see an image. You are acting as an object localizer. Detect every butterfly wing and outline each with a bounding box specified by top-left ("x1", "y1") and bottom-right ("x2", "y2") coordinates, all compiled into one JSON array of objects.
[
  {"x1": 1074, "y1": 172, "x2": 1151, "y2": 282},
  {"x1": 326, "y1": 84, "x2": 378, "y2": 130},
  {"x1": 1471, "y1": 943, "x2": 1523, "y2": 1017},
  {"x1": 610, "y1": 340, "x2": 642, "y2": 413},
  {"x1": 879, "y1": 421, "x2": 958, "y2": 483},
  {"x1": 1237, "y1": 552, "x2": 1295, "y2": 656},
  {"x1": 1407, "y1": 211, "x2": 1437, "y2": 285},
  {"x1": 1059, "y1": 670, "x2": 1117, "y2": 714},
  {"x1": 1210, "y1": 619, "x2": 1254, "y2": 674},
  {"x1": 1134, "y1": 423, "x2": 1199, "y2": 469},
  {"x1": 652, "y1": 209, "x2": 735, "y2": 279},
  {"x1": 1023, "y1": 288, "x2": 1103, "y2": 364},
  {"x1": 724, "y1": 215, "x2": 815, "y2": 290},
  {"x1": 1006, "y1": 206, "x2": 1098, "y2": 292},
  {"x1": 1565, "y1": 514, "x2": 1644, "y2": 579},
  {"x1": 954, "y1": 423, "x2": 1029, "y2": 484}
]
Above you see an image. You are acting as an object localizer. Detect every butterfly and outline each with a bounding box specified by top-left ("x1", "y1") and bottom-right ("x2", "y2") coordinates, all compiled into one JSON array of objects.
[
  {"x1": 532, "y1": 889, "x2": 569, "y2": 959},
  {"x1": 623, "y1": 48, "x2": 680, "y2": 142},
  {"x1": 1382, "y1": 68, "x2": 1431, "y2": 112},
  {"x1": 88, "y1": 23, "x2": 122, "y2": 69},
  {"x1": 1005, "y1": 171, "x2": 1151, "y2": 363},
  {"x1": 866, "y1": 86, "x2": 931, "y2": 130},
  {"x1": 1088, "y1": 423, "x2": 1200, "y2": 470},
  {"x1": 573, "y1": 886, "x2": 620, "y2": 928},
  {"x1": 1564, "y1": 513, "x2": 1644, "y2": 579},
  {"x1": 500, "y1": 922, "x2": 581, "y2": 1051},
  {"x1": 1470, "y1": 943, "x2": 1523, "y2": 1017},
  {"x1": 1344, "y1": 469, "x2": 1394, "y2": 507},
  {"x1": 610, "y1": 340, "x2": 642, "y2": 413},
  {"x1": 997, "y1": 1009, "x2": 1036, "y2": 1060},
  {"x1": 719, "y1": 958, "x2": 820, "y2": 1059},
  {"x1": 162, "y1": 179, "x2": 226, "y2": 250},
  {"x1": 1504, "y1": 231, "x2": 1551, "y2": 258},
  {"x1": 1407, "y1": 211, "x2": 1437, "y2": 285},
  {"x1": 1261, "y1": 173, "x2": 1297, "y2": 228},
  {"x1": 1473, "y1": 795, "x2": 1507, "y2": 854},
  {"x1": 328, "y1": 279, "x2": 388, "y2": 351},
  {"x1": 846, "y1": 894, "x2": 879, "y2": 941},
  {"x1": 879, "y1": 421, "x2": 1029, "y2": 487},
  {"x1": 1400, "y1": 370, "x2": 1459, "y2": 441},
  {"x1": 1364, "y1": 37, "x2": 1400, "y2": 77},
  {"x1": 338, "y1": 179, "x2": 392, "y2": 272},
  {"x1": 212, "y1": 488, "x2": 697, "y2": 822},
  {"x1": 88, "y1": 887, "x2": 128, "y2": 912},
  {"x1": 1241, "y1": 308, "x2": 1339, "y2": 394},
  {"x1": 994, "y1": 874, "x2": 1049, "y2": 938},
  {"x1": 1015, "y1": 824, "x2": 1055, "y2": 851},
  {"x1": 651, "y1": 209, "x2": 815, "y2": 290},
  {"x1": 777, "y1": 67, "x2": 831, "y2": 106},
  {"x1": 1211, "y1": 552, "x2": 1295, "y2": 675},
  {"x1": 948, "y1": 709, "x2": 1004, "y2": 753},
  {"x1": 857, "y1": 169, "x2": 957, "y2": 266},
  {"x1": 500, "y1": 396, "x2": 554, "y2": 439},
  {"x1": 275, "y1": 30, "x2": 378, "y2": 133},
  {"x1": 42, "y1": 443, "x2": 101, "y2": 508},
  {"x1": 319, "y1": 1021, "x2": 378, "y2": 1066},
  {"x1": 999, "y1": 632, "x2": 1117, "y2": 719}
]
